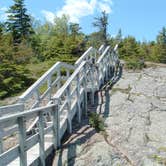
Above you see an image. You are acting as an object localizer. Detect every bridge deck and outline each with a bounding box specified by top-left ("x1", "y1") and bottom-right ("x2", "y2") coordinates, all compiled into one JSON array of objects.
[{"x1": 0, "y1": 44, "x2": 119, "y2": 166}]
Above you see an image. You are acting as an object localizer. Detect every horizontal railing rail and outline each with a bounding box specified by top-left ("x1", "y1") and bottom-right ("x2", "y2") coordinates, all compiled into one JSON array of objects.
[
  {"x1": 18, "y1": 62, "x2": 75, "y2": 110},
  {"x1": 0, "y1": 43, "x2": 119, "y2": 166},
  {"x1": 0, "y1": 104, "x2": 57, "y2": 166}
]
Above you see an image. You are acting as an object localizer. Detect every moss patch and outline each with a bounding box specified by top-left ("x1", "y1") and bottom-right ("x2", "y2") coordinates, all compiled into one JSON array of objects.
[{"x1": 150, "y1": 154, "x2": 166, "y2": 165}]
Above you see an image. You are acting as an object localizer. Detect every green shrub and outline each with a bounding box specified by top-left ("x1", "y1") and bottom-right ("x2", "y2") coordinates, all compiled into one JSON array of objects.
[
  {"x1": 126, "y1": 58, "x2": 146, "y2": 70},
  {"x1": 89, "y1": 112, "x2": 105, "y2": 132},
  {"x1": 0, "y1": 61, "x2": 35, "y2": 99}
]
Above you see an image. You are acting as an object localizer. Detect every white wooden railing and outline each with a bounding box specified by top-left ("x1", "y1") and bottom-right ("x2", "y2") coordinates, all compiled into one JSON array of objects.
[{"x1": 0, "y1": 44, "x2": 119, "y2": 166}]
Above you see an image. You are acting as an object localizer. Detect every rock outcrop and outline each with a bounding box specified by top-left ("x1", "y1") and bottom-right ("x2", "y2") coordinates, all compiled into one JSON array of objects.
[{"x1": 52, "y1": 66, "x2": 166, "y2": 166}]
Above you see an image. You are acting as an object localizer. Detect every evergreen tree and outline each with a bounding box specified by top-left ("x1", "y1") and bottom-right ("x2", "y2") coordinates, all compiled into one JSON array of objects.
[
  {"x1": 69, "y1": 23, "x2": 81, "y2": 41},
  {"x1": 93, "y1": 11, "x2": 109, "y2": 45},
  {"x1": 6, "y1": 0, "x2": 33, "y2": 44},
  {"x1": 52, "y1": 15, "x2": 69, "y2": 40},
  {"x1": 157, "y1": 27, "x2": 166, "y2": 44},
  {"x1": 156, "y1": 27, "x2": 166, "y2": 63},
  {"x1": 0, "y1": 23, "x2": 4, "y2": 36},
  {"x1": 115, "y1": 29, "x2": 122, "y2": 44}
]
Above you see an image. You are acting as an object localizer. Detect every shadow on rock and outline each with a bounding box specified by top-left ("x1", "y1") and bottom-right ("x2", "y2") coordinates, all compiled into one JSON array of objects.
[{"x1": 48, "y1": 64, "x2": 123, "y2": 166}]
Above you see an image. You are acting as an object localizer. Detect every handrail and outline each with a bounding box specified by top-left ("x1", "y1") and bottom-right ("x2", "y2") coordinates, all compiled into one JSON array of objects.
[
  {"x1": 19, "y1": 62, "x2": 75, "y2": 102},
  {"x1": 0, "y1": 103, "x2": 24, "y2": 116},
  {"x1": 114, "y1": 44, "x2": 118, "y2": 52},
  {"x1": 0, "y1": 104, "x2": 55, "y2": 123},
  {"x1": 0, "y1": 43, "x2": 120, "y2": 165},
  {"x1": 97, "y1": 46, "x2": 110, "y2": 64},
  {"x1": 98, "y1": 44, "x2": 105, "y2": 54},
  {"x1": 53, "y1": 61, "x2": 86, "y2": 99},
  {"x1": 75, "y1": 47, "x2": 94, "y2": 66}
]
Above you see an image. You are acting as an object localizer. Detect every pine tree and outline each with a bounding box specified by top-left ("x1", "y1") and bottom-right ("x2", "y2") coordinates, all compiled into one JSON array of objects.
[
  {"x1": 115, "y1": 29, "x2": 122, "y2": 44},
  {"x1": 157, "y1": 27, "x2": 166, "y2": 63},
  {"x1": 0, "y1": 22, "x2": 5, "y2": 38},
  {"x1": 69, "y1": 23, "x2": 81, "y2": 41},
  {"x1": 6, "y1": 0, "x2": 33, "y2": 44},
  {"x1": 93, "y1": 11, "x2": 109, "y2": 46}
]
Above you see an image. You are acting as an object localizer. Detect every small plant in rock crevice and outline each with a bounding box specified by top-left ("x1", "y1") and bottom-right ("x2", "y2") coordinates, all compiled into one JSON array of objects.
[{"x1": 88, "y1": 112, "x2": 105, "y2": 132}]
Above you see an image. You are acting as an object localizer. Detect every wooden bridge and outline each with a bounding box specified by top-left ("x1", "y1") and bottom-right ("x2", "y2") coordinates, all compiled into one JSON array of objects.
[{"x1": 0, "y1": 44, "x2": 119, "y2": 166}]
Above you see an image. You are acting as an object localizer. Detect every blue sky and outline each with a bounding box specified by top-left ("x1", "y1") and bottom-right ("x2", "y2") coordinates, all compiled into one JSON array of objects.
[{"x1": 0, "y1": 0, "x2": 166, "y2": 41}]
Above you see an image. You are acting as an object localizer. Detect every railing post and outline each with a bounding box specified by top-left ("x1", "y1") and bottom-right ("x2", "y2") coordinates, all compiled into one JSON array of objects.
[
  {"x1": 38, "y1": 112, "x2": 45, "y2": 166},
  {"x1": 76, "y1": 74, "x2": 81, "y2": 123},
  {"x1": 57, "y1": 69, "x2": 61, "y2": 89},
  {"x1": 89, "y1": 64, "x2": 95, "y2": 105},
  {"x1": 83, "y1": 65, "x2": 88, "y2": 116},
  {"x1": 52, "y1": 103, "x2": 60, "y2": 148},
  {"x1": 96, "y1": 64, "x2": 100, "y2": 89},
  {"x1": 18, "y1": 117, "x2": 27, "y2": 166},
  {"x1": 66, "y1": 85, "x2": 72, "y2": 134},
  {"x1": 35, "y1": 89, "x2": 40, "y2": 108},
  {"x1": 47, "y1": 76, "x2": 52, "y2": 101},
  {"x1": 107, "y1": 51, "x2": 111, "y2": 78},
  {"x1": 101, "y1": 60, "x2": 105, "y2": 85},
  {"x1": 105, "y1": 53, "x2": 109, "y2": 81},
  {"x1": 67, "y1": 69, "x2": 70, "y2": 78},
  {"x1": 0, "y1": 130, "x2": 3, "y2": 154}
]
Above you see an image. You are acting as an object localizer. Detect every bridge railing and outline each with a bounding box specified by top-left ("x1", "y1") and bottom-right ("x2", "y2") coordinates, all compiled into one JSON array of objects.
[
  {"x1": 52, "y1": 61, "x2": 89, "y2": 141},
  {"x1": 0, "y1": 104, "x2": 24, "y2": 154},
  {"x1": 0, "y1": 44, "x2": 119, "y2": 165},
  {"x1": 19, "y1": 62, "x2": 75, "y2": 110},
  {"x1": 0, "y1": 104, "x2": 58, "y2": 166}
]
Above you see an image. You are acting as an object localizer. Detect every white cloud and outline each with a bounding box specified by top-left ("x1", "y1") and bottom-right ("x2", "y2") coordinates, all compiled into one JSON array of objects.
[
  {"x1": 42, "y1": 0, "x2": 113, "y2": 24},
  {"x1": 0, "y1": 6, "x2": 8, "y2": 21},
  {"x1": 41, "y1": 10, "x2": 55, "y2": 24},
  {"x1": 57, "y1": 0, "x2": 97, "y2": 23},
  {"x1": 98, "y1": 2, "x2": 112, "y2": 13}
]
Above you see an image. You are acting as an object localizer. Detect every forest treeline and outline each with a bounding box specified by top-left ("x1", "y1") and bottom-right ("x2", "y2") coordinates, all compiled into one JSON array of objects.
[{"x1": 0, "y1": 0, "x2": 166, "y2": 99}]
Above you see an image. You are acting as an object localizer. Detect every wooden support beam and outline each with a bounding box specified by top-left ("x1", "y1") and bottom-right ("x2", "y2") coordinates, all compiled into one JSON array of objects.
[
  {"x1": 38, "y1": 112, "x2": 45, "y2": 166},
  {"x1": 66, "y1": 85, "x2": 72, "y2": 134},
  {"x1": 76, "y1": 74, "x2": 81, "y2": 123},
  {"x1": 52, "y1": 104, "x2": 60, "y2": 148},
  {"x1": 18, "y1": 117, "x2": 27, "y2": 166}
]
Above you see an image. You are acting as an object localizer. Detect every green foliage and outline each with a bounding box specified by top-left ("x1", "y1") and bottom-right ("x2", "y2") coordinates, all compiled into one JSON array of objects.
[
  {"x1": 156, "y1": 27, "x2": 166, "y2": 63},
  {"x1": 125, "y1": 58, "x2": 146, "y2": 70},
  {"x1": 150, "y1": 154, "x2": 166, "y2": 165},
  {"x1": 117, "y1": 28, "x2": 166, "y2": 65},
  {"x1": 0, "y1": 2, "x2": 166, "y2": 100},
  {"x1": 6, "y1": 0, "x2": 33, "y2": 44},
  {"x1": 89, "y1": 112, "x2": 105, "y2": 132},
  {"x1": 93, "y1": 11, "x2": 108, "y2": 45},
  {"x1": 40, "y1": 15, "x2": 86, "y2": 59},
  {"x1": 0, "y1": 61, "x2": 35, "y2": 99},
  {"x1": 119, "y1": 36, "x2": 141, "y2": 59}
]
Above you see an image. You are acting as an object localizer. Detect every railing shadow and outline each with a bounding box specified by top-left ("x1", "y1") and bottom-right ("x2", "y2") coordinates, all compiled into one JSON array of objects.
[
  {"x1": 97, "y1": 64, "x2": 123, "y2": 118},
  {"x1": 104, "y1": 64, "x2": 123, "y2": 118},
  {"x1": 50, "y1": 118, "x2": 96, "y2": 166},
  {"x1": 48, "y1": 64, "x2": 123, "y2": 166}
]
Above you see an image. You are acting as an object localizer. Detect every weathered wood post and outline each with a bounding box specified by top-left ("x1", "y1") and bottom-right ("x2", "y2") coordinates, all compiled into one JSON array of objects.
[
  {"x1": 89, "y1": 63, "x2": 95, "y2": 105},
  {"x1": 38, "y1": 111, "x2": 45, "y2": 166},
  {"x1": 18, "y1": 117, "x2": 27, "y2": 166},
  {"x1": 36, "y1": 89, "x2": 40, "y2": 108},
  {"x1": 101, "y1": 60, "x2": 105, "y2": 85},
  {"x1": 47, "y1": 76, "x2": 52, "y2": 101},
  {"x1": 52, "y1": 103, "x2": 60, "y2": 148},
  {"x1": 67, "y1": 69, "x2": 70, "y2": 78},
  {"x1": 76, "y1": 74, "x2": 81, "y2": 123},
  {"x1": 66, "y1": 85, "x2": 72, "y2": 134},
  {"x1": 0, "y1": 129, "x2": 3, "y2": 154},
  {"x1": 83, "y1": 65, "x2": 88, "y2": 116},
  {"x1": 57, "y1": 69, "x2": 61, "y2": 89}
]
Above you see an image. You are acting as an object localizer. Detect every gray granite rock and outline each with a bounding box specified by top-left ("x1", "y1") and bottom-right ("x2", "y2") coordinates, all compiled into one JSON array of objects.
[{"x1": 52, "y1": 66, "x2": 166, "y2": 166}]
